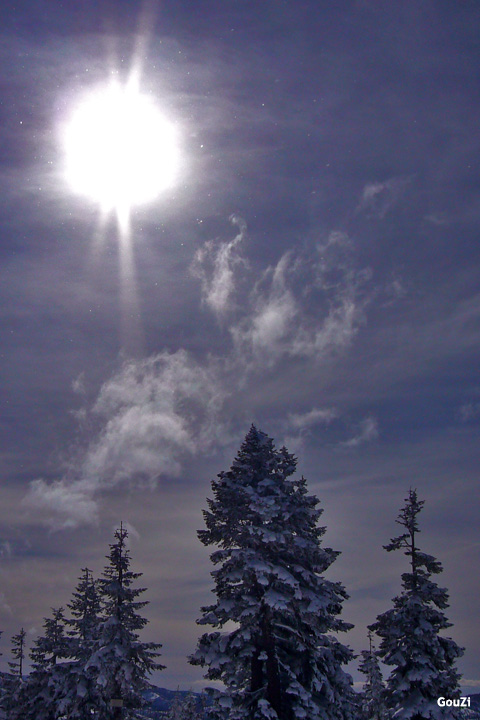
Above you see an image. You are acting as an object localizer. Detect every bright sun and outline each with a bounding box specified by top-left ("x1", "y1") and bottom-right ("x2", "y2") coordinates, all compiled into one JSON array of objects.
[{"x1": 63, "y1": 81, "x2": 179, "y2": 221}]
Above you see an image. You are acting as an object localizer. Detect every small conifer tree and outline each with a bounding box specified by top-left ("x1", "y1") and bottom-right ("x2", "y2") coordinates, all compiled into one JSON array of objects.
[
  {"x1": 86, "y1": 523, "x2": 165, "y2": 718},
  {"x1": 358, "y1": 631, "x2": 387, "y2": 720},
  {"x1": 370, "y1": 489, "x2": 463, "y2": 720},
  {"x1": 8, "y1": 627, "x2": 26, "y2": 677},
  {"x1": 57, "y1": 568, "x2": 103, "y2": 718},
  {"x1": 26, "y1": 607, "x2": 70, "y2": 720},
  {"x1": 2, "y1": 628, "x2": 27, "y2": 718},
  {"x1": 6, "y1": 609, "x2": 70, "y2": 720},
  {"x1": 166, "y1": 691, "x2": 204, "y2": 719},
  {"x1": 67, "y1": 567, "x2": 101, "y2": 653}
]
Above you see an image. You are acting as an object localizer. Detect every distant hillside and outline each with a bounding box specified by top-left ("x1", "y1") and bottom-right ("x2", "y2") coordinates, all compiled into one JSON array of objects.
[
  {"x1": 140, "y1": 688, "x2": 480, "y2": 719},
  {"x1": 141, "y1": 688, "x2": 480, "y2": 718},
  {"x1": 141, "y1": 685, "x2": 207, "y2": 718},
  {"x1": 465, "y1": 693, "x2": 480, "y2": 719},
  {"x1": 1, "y1": 674, "x2": 478, "y2": 718}
]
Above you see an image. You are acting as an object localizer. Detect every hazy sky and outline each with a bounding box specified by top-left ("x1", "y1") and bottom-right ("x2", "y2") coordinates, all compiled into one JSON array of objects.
[{"x1": 0, "y1": 0, "x2": 479, "y2": 694}]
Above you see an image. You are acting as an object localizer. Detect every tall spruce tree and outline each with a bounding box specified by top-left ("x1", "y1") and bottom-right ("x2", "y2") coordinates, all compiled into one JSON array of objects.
[
  {"x1": 358, "y1": 632, "x2": 387, "y2": 720},
  {"x1": 85, "y1": 523, "x2": 165, "y2": 719},
  {"x1": 191, "y1": 425, "x2": 354, "y2": 720},
  {"x1": 370, "y1": 489, "x2": 463, "y2": 720}
]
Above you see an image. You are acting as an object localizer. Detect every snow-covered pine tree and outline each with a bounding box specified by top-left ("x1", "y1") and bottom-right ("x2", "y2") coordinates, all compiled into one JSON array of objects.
[
  {"x1": 68, "y1": 567, "x2": 101, "y2": 651},
  {"x1": 85, "y1": 523, "x2": 165, "y2": 719},
  {"x1": 8, "y1": 627, "x2": 26, "y2": 677},
  {"x1": 358, "y1": 631, "x2": 387, "y2": 720},
  {"x1": 57, "y1": 567, "x2": 103, "y2": 718},
  {"x1": 2, "y1": 628, "x2": 27, "y2": 718},
  {"x1": 165, "y1": 690, "x2": 204, "y2": 719},
  {"x1": 10, "y1": 608, "x2": 71, "y2": 720},
  {"x1": 191, "y1": 425, "x2": 355, "y2": 720},
  {"x1": 369, "y1": 489, "x2": 463, "y2": 720}
]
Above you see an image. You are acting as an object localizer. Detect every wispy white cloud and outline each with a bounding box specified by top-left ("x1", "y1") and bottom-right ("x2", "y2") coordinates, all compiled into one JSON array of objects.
[
  {"x1": 24, "y1": 225, "x2": 374, "y2": 530},
  {"x1": 231, "y1": 251, "x2": 299, "y2": 364},
  {"x1": 424, "y1": 212, "x2": 449, "y2": 226},
  {"x1": 0, "y1": 591, "x2": 12, "y2": 616},
  {"x1": 357, "y1": 176, "x2": 412, "y2": 218},
  {"x1": 24, "y1": 478, "x2": 99, "y2": 531},
  {"x1": 24, "y1": 350, "x2": 229, "y2": 530},
  {"x1": 117, "y1": 521, "x2": 141, "y2": 548},
  {"x1": 281, "y1": 406, "x2": 339, "y2": 458},
  {"x1": 230, "y1": 232, "x2": 370, "y2": 366},
  {"x1": 463, "y1": 679, "x2": 480, "y2": 689},
  {"x1": 86, "y1": 350, "x2": 227, "y2": 481},
  {"x1": 287, "y1": 407, "x2": 338, "y2": 430},
  {"x1": 458, "y1": 401, "x2": 480, "y2": 422},
  {"x1": 340, "y1": 415, "x2": 379, "y2": 449},
  {"x1": 0, "y1": 540, "x2": 12, "y2": 559},
  {"x1": 190, "y1": 214, "x2": 247, "y2": 317},
  {"x1": 72, "y1": 372, "x2": 86, "y2": 396}
]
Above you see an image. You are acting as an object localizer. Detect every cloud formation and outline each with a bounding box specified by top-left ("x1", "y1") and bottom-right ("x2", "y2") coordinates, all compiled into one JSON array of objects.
[
  {"x1": 340, "y1": 415, "x2": 379, "y2": 449},
  {"x1": 24, "y1": 350, "x2": 229, "y2": 530},
  {"x1": 287, "y1": 407, "x2": 338, "y2": 431},
  {"x1": 458, "y1": 401, "x2": 480, "y2": 422},
  {"x1": 24, "y1": 478, "x2": 99, "y2": 530},
  {"x1": 0, "y1": 541, "x2": 12, "y2": 560},
  {"x1": 357, "y1": 176, "x2": 412, "y2": 218},
  {"x1": 24, "y1": 226, "x2": 374, "y2": 529},
  {"x1": 0, "y1": 591, "x2": 12, "y2": 616},
  {"x1": 281, "y1": 406, "x2": 339, "y2": 458},
  {"x1": 229, "y1": 232, "x2": 371, "y2": 367},
  {"x1": 190, "y1": 214, "x2": 247, "y2": 317}
]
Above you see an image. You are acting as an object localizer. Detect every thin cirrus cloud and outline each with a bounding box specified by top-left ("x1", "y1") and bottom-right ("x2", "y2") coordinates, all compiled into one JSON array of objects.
[
  {"x1": 230, "y1": 251, "x2": 299, "y2": 364},
  {"x1": 190, "y1": 214, "x2": 248, "y2": 318},
  {"x1": 357, "y1": 175, "x2": 413, "y2": 219},
  {"x1": 24, "y1": 478, "x2": 99, "y2": 531},
  {"x1": 340, "y1": 415, "x2": 379, "y2": 449},
  {"x1": 23, "y1": 350, "x2": 230, "y2": 530},
  {"x1": 226, "y1": 230, "x2": 371, "y2": 367},
  {"x1": 281, "y1": 407, "x2": 339, "y2": 457},
  {"x1": 190, "y1": 221, "x2": 370, "y2": 368},
  {"x1": 287, "y1": 407, "x2": 338, "y2": 431},
  {"x1": 23, "y1": 223, "x2": 376, "y2": 530},
  {"x1": 458, "y1": 401, "x2": 480, "y2": 422}
]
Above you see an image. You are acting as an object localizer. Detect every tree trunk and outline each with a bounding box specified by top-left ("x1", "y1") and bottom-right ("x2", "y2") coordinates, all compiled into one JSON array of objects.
[
  {"x1": 251, "y1": 646, "x2": 263, "y2": 694},
  {"x1": 262, "y1": 607, "x2": 283, "y2": 718}
]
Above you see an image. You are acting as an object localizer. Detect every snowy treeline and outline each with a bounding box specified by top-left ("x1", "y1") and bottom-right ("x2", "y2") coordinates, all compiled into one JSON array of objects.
[
  {"x1": 189, "y1": 426, "x2": 464, "y2": 720},
  {"x1": 0, "y1": 425, "x2": 466, "y2": 720},
  {"x1": 1, "y1": 524, "x2": 163, "y2": 719}
]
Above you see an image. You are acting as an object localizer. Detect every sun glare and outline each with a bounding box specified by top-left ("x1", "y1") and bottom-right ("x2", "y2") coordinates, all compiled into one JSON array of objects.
[{"x1": 63, "y1": 82, "x2": 179, "y2": 220}]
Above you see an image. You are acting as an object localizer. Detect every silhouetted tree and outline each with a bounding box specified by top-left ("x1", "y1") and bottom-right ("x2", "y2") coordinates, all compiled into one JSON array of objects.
[{"x1": 8, "y1": 627, "x2": 26, "y2": 677}]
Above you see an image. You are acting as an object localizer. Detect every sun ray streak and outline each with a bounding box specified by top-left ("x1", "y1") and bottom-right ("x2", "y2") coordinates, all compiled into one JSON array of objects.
[
  {"x1": 61, "y1": 52, "x2": 181, "y2": 353},
  {"x1": 118, "y1": 229, "x2": 144, "y2": 355}
]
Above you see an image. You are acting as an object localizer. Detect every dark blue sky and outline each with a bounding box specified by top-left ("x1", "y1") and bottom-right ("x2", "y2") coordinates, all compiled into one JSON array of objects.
[{"x1": 0, "y1": 0, "x2": 479, "y2": 693}]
